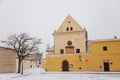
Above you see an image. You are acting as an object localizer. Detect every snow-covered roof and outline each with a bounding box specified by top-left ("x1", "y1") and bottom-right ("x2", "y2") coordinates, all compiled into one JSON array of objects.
[
  {"x1": 0, "y1": 46, "x2": 15, "y2": 50},
  {"x1": 46, "y1": 46, "x2": 54, "y2": 52},
  {"x1": 89, "y1": 38, "x2": 120, "y2": 42}
]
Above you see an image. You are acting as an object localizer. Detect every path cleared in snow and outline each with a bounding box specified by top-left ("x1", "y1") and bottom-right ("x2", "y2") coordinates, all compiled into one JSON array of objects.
[{"x1": 0, "y1": 68, "x2": 120, "y2": 80}]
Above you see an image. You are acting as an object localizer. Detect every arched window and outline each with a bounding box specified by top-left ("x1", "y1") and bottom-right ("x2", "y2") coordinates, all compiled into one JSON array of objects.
[
  {"x1": 68, "y1": 21, "x2": 70, "y2": 23},
  {"x1": 70, "y1": 27, "x2": 73, "y2": 31},
  {"x1": 66, "y1": 27, "x2": 69, "y2": 31}
]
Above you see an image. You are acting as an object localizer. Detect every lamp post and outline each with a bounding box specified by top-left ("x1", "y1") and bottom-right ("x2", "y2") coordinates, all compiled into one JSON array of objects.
[
  {"x1": 21, "y1": 56, "x2": 23, "y2": 75},
  {"x1": 21, "y1": 49, "x2": 25, "y2": 75}
]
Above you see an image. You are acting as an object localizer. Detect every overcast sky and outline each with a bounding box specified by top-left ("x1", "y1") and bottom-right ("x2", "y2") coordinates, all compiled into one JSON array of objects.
[{"x1": 0, "y1": 0, "x2": 120, "y2": 51}]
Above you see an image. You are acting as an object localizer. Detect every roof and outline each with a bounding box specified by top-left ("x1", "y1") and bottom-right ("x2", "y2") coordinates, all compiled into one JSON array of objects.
[
  {"x1": 24, "y1": 54, "x2": 42, "y2": 61},
  {"x1": 56, "y1": 15, "x2": 85, "y2": 33},
  {"x1": 89, "y1": 38, "x2": 120, "y2": 42},
  {"x1": 0, "y1": 46, "x2": 15, "y2": 50},
  {"x1": 46, "y1": 46, "x2": 54, "y2": 52}
]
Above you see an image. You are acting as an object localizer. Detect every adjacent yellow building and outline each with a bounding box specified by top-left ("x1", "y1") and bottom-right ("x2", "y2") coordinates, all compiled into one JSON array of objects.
[{"x1": 43, "y1": 15, "x2": 120, "y2": 72}]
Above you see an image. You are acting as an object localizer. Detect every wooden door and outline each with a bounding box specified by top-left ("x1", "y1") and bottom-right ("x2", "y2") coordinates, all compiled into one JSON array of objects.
[
  {"x1": 104, "y1": 62, "x2": 110, "y2": 71},
  {"x1": 62, "y1": 60, "x2": 69, "y2": 71},
  {"x1": 66, "y1": 46, "x2": 74, "y2": 54}
]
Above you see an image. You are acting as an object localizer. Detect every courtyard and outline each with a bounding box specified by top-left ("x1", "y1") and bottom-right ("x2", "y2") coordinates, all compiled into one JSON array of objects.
[{"x1": 0, "y1": 68, "x2": 120, "y2": 80}]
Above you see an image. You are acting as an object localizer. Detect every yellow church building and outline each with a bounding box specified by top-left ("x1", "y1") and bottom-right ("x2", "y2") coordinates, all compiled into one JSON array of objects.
[{"x1": 42, "y1": 15, "x2": 120, "y2": 72}]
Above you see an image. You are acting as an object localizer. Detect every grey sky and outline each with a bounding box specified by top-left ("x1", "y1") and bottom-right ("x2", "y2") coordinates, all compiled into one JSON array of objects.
[{"x1": 0, "y1": 0, "x2": 120, "y2": 51}]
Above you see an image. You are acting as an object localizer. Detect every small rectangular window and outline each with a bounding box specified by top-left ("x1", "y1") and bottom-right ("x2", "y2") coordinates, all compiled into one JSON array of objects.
[
  {"x1": 76, "y1": 49, "x2": 80, "y2": 53},
  {"x1": 60, "y1": 49, "x2": 64, "y2": 54},
  {"x1": 103, "y1": 46, "x2": 107, "y2": 51}
]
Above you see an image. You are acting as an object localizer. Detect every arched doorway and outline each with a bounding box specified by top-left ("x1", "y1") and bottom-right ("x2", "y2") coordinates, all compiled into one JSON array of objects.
[{"x1": 62, "y1": 60, "x2": 69, "y2": 71}]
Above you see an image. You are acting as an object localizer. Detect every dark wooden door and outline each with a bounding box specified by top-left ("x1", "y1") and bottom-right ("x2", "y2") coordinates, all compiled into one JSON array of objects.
[
  {"x1": 66, "y1": 46, "x2": 74, "y2": 54},
  {"x1": 62, "y1": 60, "x2": 69, "y2": 71},
  {"x1": 104, "y1": 62, "x2": 110, "y2": 71}
]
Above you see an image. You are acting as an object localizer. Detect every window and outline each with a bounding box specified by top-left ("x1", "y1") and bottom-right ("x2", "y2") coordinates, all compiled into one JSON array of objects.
[
  {"x1": 103, "y1": 46, "x2": 107, "y2": 51},
  {"x1": 68, "y1": 21, "x2": 70, "y2": 23},
  {"x1": 70, "y1": 27, "x2": 73, "y2": 31},
  {"x1": 76, "y1": 49, "x2": 80, "y2": 53},
  {"x1": 79, "y1": 67, "x2": 82, "y2": 70},
  {"x1": 67, "y1": 41, "x2": 72, "y2": 45},
  {"x1": 60, "y1": 49, "x2": 64, "y2": 54},
  {"x1": 66, "y1": 27, "x2": 69, "y2": 31}
]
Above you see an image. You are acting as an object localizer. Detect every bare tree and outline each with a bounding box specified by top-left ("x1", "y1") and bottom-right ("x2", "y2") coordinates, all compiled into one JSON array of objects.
[{"x1": 1, "y1": 33, "x2": 42, "y2": 73}]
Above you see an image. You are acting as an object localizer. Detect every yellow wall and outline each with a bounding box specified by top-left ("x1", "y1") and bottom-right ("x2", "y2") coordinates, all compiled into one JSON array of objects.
[
  {"x1": 91, "y1": 40, "x2": 120, "y2": 54},
  {"x1": 45, "y1": 53, "x2": 120, "y2": 72},
  {"x1": 41, "y1": 59, "x2": 46, "y2": 71},
  {"x1": 45, "y1": 15, "x2": 120, "y2": 72},
  {"x1": 44, "y1": 40, "x2": 120, "y2": 72}
]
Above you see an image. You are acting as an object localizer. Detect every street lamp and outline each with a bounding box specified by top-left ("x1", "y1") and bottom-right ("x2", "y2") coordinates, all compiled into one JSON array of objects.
[
  {"x1": 21, "y1": 56, "x2": 24, "y2": 75},
  {"x1": 20, "y1": 49, "x2": 26, "y2": 75}
]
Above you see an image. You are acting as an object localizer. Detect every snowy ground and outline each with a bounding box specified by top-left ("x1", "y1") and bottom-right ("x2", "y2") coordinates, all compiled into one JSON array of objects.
[{"x1": 0, "y1": 68, "x2": 120, "y2": 80}]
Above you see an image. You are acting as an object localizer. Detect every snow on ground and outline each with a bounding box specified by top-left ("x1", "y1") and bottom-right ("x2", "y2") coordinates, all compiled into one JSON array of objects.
[{"x1": 0, "y1": 68, "x2": 120, "y2": 80}]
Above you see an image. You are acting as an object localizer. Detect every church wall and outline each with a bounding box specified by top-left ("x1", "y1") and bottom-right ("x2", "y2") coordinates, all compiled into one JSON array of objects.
[
  {"x1": 91, "y1": 40, "x2": 120, "y2": 54},
  {"x1": 54, "y1": 31, "x2": 87, "y2": 54},
  {"x1": 45, "y1": 39, "x2": 120, "y2": 72},
  {"x1": 45, "y1": 53, "x2": 120, "y2": 72},
  {"x1": 44, "y1": 15, "x2": 120, "y2": 72}
]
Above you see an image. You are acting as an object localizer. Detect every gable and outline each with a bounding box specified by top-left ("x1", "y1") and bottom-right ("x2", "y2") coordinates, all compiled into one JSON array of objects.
[{"x1": 56, "y1": 15, "x2": 84, "y2": 33}]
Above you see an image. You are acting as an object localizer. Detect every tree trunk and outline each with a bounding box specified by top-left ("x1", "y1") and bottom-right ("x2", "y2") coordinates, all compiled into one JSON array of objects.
[{"x1": 17, "y1": 57, "x2": 21, "y2": 73}]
